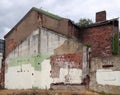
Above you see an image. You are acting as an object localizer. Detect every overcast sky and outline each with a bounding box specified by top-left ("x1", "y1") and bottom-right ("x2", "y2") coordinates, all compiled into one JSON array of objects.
[{"x1": 0, "y1": 0, "x2": 120, "y2": 39}]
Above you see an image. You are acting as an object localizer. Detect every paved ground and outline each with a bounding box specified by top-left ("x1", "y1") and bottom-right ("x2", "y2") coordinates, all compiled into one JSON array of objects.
[{"x1": 0, "y1": 89, "x2": 100, "y2": 95}]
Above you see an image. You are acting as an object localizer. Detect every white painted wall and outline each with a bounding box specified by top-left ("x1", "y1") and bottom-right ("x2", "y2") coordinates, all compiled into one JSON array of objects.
[
  {"x1": 5, "y1": 64, "x2": 34, "y2": 89},
  {"x1": 39, "y1": 59, "x2": 52, "y2": 89},
  {"x1": 5, "y1": 28, "x2": 67, "y2": 89},
  {"x1": 5, "y1": 28, "x2": 83, "y2": 89},
  {"x1": 96, "y1": 69, "x2": 120, "y2": 86},
  {"x1": 33, "y1": 59, "x2": 52, "y2": 89},
  {"x1": 5, "y1": 59, "x2": 53, "y2": 89}
]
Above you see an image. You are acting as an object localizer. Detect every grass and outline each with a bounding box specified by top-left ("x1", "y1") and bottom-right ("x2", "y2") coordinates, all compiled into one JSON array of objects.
[{"x1": 89, "y1": 89, "x2": 118, "y2": 95}]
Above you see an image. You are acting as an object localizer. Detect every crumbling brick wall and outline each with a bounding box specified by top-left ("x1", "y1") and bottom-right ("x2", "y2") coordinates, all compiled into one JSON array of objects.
[
  {"x1": 5, "y1": 9, "x2": 79, "y2": 58},
  {"x1": 50, "y1": 53, "x2": 82, "y2": 78}
]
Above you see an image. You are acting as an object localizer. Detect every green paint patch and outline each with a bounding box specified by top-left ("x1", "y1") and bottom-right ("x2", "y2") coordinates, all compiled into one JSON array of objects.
[{"x1": 9, "y1": 53, "x2": 51, "y2": 71}]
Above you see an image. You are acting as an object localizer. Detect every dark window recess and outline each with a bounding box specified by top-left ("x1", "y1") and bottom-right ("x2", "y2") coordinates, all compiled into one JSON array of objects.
[
  {"x1": 72, "y1": 94, "x2": 78, "y2": 95},
  {"x1": 102, "y1": 64, "x2": 113, "y2": 68}
]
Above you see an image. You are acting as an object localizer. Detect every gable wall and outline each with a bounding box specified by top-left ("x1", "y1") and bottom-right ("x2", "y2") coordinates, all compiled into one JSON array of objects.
[{"x1": 5, "y1": 11, "x2": 39, "y2": 57}]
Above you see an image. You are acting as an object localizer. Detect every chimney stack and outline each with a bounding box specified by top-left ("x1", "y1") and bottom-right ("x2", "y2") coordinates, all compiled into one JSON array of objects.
[{"x1": 96, "y1": 11, "x2": 106, "y2": 22}]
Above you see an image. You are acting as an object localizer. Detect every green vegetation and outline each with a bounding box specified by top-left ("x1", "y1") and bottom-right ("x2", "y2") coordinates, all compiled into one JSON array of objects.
[
  {"x1": 112, "y1": 33, "x2": 119, "y2": 55},
  {"x1": 32, "y1": 86, "x2": 39, "y2": 90},
  {"x1": 98, "y1": 91, "x2": 111, "y2": 95},
  {"x1": 76, "y1": 18, "x2": 93, "y2": 27},
  {"x1": 90, "y1": 90, "x2": 112, "y2": 95},
  {"x1": 84, "y1": 43, "x2": 92, "y2": 47}
]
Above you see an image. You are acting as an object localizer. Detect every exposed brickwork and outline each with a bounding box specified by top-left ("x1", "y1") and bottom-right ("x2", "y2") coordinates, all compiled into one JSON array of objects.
[
  {"x1": 96, "y1": 11, "x2": 106, "y2": 22},
  {"x1": 5, "y1": 9, "x2": 79, "y2": 58},
  {"x1": 3, "y1": 8, "x2": 120, "y2": 92},
  {"x1": 80, "y1": 23, "x2": 118, "y2": 57},
  {"x1": 5, "y1": 11, "x2": 40, "y2": 57},
  {"x1": 50, "y1": 53, "x2": 82, "y2": 78},
  {"x1": 68, "y1": 21, "x2": 80, "y2": 39}
]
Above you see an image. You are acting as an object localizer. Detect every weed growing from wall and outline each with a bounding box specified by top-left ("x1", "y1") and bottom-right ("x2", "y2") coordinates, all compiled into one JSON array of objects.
[{"x1": 112, "y1": 33, "x2": 119, "y2": 55}]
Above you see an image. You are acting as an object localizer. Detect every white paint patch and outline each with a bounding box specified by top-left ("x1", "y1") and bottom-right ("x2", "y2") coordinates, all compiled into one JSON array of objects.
[
  {"x1": 33, "y1": 59, "x2": 52, "y2": 89},
  {"x1": 5, "y1": 64, "x2": 34, "y2": 89},
  {"x1": 96, "y1": 69, "x2": 120, "y2": 86},
  {"x1": 5, "y1": 59, "x2": 53, "y2": 89},
  {"x1": 53, "y1": 68, "x2": 82, "y2": 84}
]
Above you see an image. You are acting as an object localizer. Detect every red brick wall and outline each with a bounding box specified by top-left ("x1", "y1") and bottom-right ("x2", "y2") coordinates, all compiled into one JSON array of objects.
[
  {"x1": 80, "y1": 25, "x2": 117, "y2": 57},
  {"x1": 50, "y1": 53, "x2": 82, "y2": 78},
  {"x1": 68, "y1": 21, "x2": 80, "y2": 38},
  {"x1": 42, "y1": 15, "x2": 69, "y2": 36},
  {"x1": 5, "y1": 10, "x2": 79, "y2": 58},
  {"x1": 5, "y1": 10, "x2": 40, "y2": 57}
]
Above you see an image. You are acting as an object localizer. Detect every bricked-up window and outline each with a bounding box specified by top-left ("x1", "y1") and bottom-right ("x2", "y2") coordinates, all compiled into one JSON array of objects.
[
  {"x1": 102, "y1": 58, "x2": 114, "y2": 68},
  {"x1": 102, "y1": 64, "x2": 113, "y2": 68}
]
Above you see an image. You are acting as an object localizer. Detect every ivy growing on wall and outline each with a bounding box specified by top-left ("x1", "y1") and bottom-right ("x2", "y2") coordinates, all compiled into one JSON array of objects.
[{"x1": 112, "y1": 33, "x2": 119, "y2": 55}]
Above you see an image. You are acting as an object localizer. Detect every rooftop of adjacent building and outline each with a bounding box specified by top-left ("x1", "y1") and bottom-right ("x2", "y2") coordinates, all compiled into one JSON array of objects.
[{"x1": 78, "y1": 10, "x2": 119, "y2": 29}]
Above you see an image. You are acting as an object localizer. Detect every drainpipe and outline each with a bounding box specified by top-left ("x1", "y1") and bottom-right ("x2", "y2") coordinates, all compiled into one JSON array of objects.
[
  {"x1": 38, "y1": 13, "x2": 42, "y2": 54},
  {"x1": 38, "y1": 28, "x2": 41, "y2": 54}
]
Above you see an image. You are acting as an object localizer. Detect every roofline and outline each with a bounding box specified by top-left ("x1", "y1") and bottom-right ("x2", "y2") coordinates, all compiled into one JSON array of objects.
[
  {"x1": 4, "y1": 8, "x2": 33, "y2": 38},
  {"x1": 79, "y1": 18, "x2": 119, "y2": 29},
  {"x1": 32, "y1": 7, "x2": 62, "y2": 20},
  {"x1": 4, "y1": 7, "x2": 63, "y2": 38}
]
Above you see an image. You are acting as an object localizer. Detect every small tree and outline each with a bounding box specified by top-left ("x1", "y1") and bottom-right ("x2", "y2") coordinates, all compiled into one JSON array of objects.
[{"x1": 76, "y1": 18, "x2": 93, "y2": 27}]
